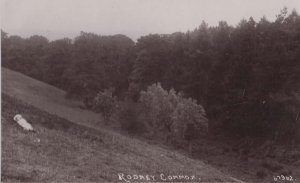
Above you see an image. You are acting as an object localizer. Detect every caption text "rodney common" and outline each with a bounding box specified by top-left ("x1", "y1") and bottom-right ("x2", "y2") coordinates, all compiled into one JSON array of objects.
[{"x1": 118, "y1": 173, "x2": 201, "y2": 182}]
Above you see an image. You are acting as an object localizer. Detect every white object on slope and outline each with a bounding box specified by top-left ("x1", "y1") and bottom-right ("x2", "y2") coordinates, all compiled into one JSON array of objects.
[{"x1": 13, "y1": 114, "x2": 34, "y2": 131}]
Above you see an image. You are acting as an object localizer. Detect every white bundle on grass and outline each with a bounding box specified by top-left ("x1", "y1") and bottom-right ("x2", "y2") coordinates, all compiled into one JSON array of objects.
[{"x1": 13, "y1": 114, "x2": 34, "y2": 131}]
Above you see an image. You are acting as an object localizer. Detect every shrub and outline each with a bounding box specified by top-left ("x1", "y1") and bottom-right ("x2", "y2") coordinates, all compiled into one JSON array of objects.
[
  {"x1": 117, "y1": 101, "x2": 147, "y2": 135},
  {"x1": 139, "y1": 83, "x2": 208, "y2": 142},
  {"x1": 126, "y1": 83, "x2": 142, "y2": 101},
  {"x1": 139, "y1": 83, "x2": 177, "y2": 130},
  {"x1": 171, "y1": 97, "x2": 208, "y2": 141},
  {"x1": 94, "y1": 88, "x2": 117, "y2": 121}
]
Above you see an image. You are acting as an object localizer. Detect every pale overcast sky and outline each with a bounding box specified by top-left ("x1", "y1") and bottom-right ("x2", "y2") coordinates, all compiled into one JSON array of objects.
[{"x1": 1, "y1": 0, "x2": 300, "y2": 41}]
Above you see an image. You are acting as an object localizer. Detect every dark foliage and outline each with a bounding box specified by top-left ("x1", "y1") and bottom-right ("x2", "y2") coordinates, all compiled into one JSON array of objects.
[
  {"x1": 2, "y1": 8, "x2": 300, "y2": 142},
  {"x1": 117, "y1": 101, "x2": 147, "y2": 135}
]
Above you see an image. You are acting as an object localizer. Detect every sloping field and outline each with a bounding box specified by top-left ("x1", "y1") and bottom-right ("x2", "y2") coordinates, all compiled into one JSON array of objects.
[
  {"x1": 1, "y1": 68, "x2": 242, "y2": 182},
  {"x1": 2, "y1": 68, "x2": 102, "y2": 130},
  {"x1": 2, "y1": 94, "x2": 237, "y2": 182}
]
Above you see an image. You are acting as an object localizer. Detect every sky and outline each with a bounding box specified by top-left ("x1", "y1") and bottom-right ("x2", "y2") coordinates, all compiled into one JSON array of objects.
[{"x1": 1, "y1": 0, "x2": 300, "y2": 41}]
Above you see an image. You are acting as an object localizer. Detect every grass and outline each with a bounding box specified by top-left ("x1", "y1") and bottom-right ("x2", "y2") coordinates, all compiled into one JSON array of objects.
[
  {"x1": 2, "y1": 68, "x2": 102, "y2": 130},
  {"x1": 7, "y1": 67, "x2": 298, "y2": 182},
  {"x1": 1, "y1": 67, "x2": 238, "y2": 182},
  {"x1": 1, "y1": 94, "x2": 233, "y2": 182}
]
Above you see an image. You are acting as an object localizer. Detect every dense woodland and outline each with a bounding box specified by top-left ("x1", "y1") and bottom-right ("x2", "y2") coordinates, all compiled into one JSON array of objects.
[{"x1": 2, "y1": 8, "x2": 300, "y2": 144}]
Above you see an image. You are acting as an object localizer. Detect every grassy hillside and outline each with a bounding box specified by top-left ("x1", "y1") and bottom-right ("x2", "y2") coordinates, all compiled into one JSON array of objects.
[
  {"x1": 1, "y1": 67, "x2": 240, "y2": 182},
  {"x1": 6, "y1": 67, "x2": 299, "y2": 183},
  {"x1": 2, "y1": 67, "x2": 102, "y2": 130},
  {"x1": 1, "y1": 94, "x2": 236, "y2": 182}
]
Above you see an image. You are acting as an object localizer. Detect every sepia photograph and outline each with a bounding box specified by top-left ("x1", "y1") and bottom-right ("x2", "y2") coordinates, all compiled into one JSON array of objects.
[{"x1": 1, "y1": 0, "x2": 300, "y2": 182}]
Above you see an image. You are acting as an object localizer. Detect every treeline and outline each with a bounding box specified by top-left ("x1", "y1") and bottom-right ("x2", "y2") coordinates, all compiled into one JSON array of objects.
[
  {"x1": 2, "y1": 8, "x2": 300, "y2": 143},
  {"x1": 1, "y1": 32, "x2": 135, "y2": 98}
]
